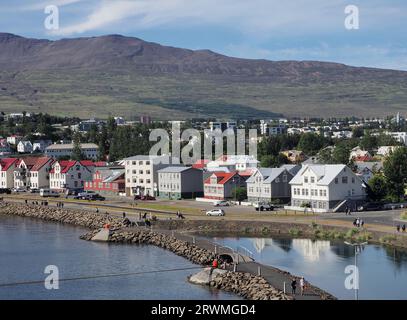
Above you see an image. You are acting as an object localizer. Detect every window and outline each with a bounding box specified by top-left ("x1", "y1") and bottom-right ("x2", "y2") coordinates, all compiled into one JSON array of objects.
[
  {"x1": 334, "y1": 178, "x2": 338, "y2": 184},
  {"x1": 283, "y1": 175, "x2": 287, "y2": 182},
  {"x1": 304, "y1": 177, "x2": 308, "y2": 183},
  {"x1": 352, "y1": 177, "x2": 355, "y2": 183},
  {"x1": 311, "y1": 177, "x2": 315, "y2": 183},
  {"x1": 342, "y1": 176, "x2": 348, "y2": 184}
]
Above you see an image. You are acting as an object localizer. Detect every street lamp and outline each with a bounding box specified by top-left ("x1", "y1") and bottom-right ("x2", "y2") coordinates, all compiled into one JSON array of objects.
[{"x1": 344, "y1": 241, "x2": 368, "y2": 300}]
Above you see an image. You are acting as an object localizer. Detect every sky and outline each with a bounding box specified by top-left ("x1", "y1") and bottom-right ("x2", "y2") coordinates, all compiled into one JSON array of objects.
[{"x1": 1, "y1": 0, "x2": 406, "y2": 70}]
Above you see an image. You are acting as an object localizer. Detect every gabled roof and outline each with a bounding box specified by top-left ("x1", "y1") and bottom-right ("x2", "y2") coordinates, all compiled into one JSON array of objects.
[
  {"x1": 204, "y1": 171, "x2": 239, "y2": 185},
  {"x1": 290, "y1": 164, "x2": 348, "y2": 186},
  {"x1": 192, "y1": 159, "x2": 210, "y2": 169},
  {"x1": 20, "y1": 156, "x2": 53, "y2": 171},
  {"x1": 0, "y1": 158, "x2": 18, "y2": 171},
  {"x1": 246, "y1": 167, "x2": 288, "y2": 184}
]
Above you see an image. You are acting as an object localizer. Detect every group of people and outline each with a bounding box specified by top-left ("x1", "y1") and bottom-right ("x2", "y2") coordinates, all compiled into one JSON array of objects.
[
  {"x1": 56, "y1": 202, "x2": 64, "y2": 208},
  {"x1": 291, "y1": 277, "x2": 307, "y2": 296},
  {"x1": 353, "y1": 218, "x2": 364, "y2": 228},
  {"x1": 396, "y1": 224, "x2": 406, "y2": 232},
  {"x1": 25, "y1": 199, "x2": 49, "y2": 206},
  {"x1": 344, "y1": 207, "x2": 353, "y2": 216}
]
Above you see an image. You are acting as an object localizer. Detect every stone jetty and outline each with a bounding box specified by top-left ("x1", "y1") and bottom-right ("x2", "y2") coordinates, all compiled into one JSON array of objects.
[{"x1": 0, "y1": 202, "x2": 313, "y2": 300}]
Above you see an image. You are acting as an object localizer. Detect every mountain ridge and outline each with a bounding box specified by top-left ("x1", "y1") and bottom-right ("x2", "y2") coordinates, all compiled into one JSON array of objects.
[{"x1": 0, "y1": 32, "x2": 406, "y2": 119}]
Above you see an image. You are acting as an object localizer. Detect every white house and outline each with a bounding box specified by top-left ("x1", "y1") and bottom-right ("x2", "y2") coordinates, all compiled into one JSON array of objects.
[
  {"x1": 124, "y1": 155, "x2": 176, "y2": 197},
  {"x1": 17, "y1": 141, "x2": 33, "y2": 153},
  {"x1": 13, "y1": 156, "x2": 54, "y2": 190},
  {"x1": 49, "y1": 160, "x2": 94, "y2": 191},
  {"x1": 206, "y1": 155, "x2": 259, "y2": 173},
  {"x1": 0, "y1": 158, "x2": 18, "y2": 189},
  {"x1": 45, "y1": 143, "x2": 99, "y2": 159},
  {"x1": 286, "y1": 164, "x2": 367, "y2": 213},
  {"x1": 32, "y1": 140, "x2": 52, "y2": 153},
  {"x1": 246, "y1": 167, "x2": 293, "y2": 203},
  {"x1": 384, "y1": 132, "x2": 407, "y2": 145},
  {"x1": 377, "y1": 146, "x2": 399, "y2": 158},
  {"x1": 7, "y1": 135, "x2": 23, "y2": 145}
]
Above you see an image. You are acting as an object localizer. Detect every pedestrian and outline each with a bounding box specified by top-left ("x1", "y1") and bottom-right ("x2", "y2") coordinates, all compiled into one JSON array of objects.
[
  {"x1": 25, "y1": 199, "x2": 28, "y2": 204},
  {"x1": 402, "y1": 224, "x2": 406, "y2": 232},
  {"x1": 291, "y1": 278, "x2": 297, "y2": 295},
  {"x1": 122, "y1": 212, "x2": 126, "y2": 218},
  {"x1": 361, "y1": 220, "x2": 364, "y2": 228},
  {"x1": 209, "y1": 258, "x2": 218, "y2": 276},
  {"x1": 345, "y1": 206, "x2": 349, "y2": 215},
  {"x1": 300, "y1": 277, "x2": 306, "y2": 296},
  {"x1": 353, "y1": 219, "x2": 357, "y2": 227},
  {"x1": 96, "y1": 207, "x2": 99, "y2": 213},
  {"x1": 397, "y1": 225, "x2": 401, "y2": 232}
]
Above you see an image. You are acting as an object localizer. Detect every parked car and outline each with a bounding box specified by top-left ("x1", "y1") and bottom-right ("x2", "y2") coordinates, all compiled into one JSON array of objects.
[
  {"x1": 29, "y1": 188, "x2": 40, "y2": 193},
  {"x1": 206, "y1": 209, "x2": 225, "y2": 216},
  {"x1": 12, "y1": 188, "x2": 26, "y2": 193},
  {"x1": 40, "y1": 189, "x2": 60, "y2": 198},
  {"x1": 214, "y1": 200, "x2": 230, "y2": 207},
  {"x1": 357, "y1": 202, "x2": 384, "y2": 212},
  {"x1": 88, "y1": 194, "x2": 106, "y2": 201},
  {"x1": 140, "y1": 195, "x2": 156, "y2": 201},
  {"x1": 253, "y1": 202, "x2": 274, "y2": 211},
  {"x1": 0, "y1": 188, "x2": 11, "y2": 194},
  {"x1": 74, "y1": 191, "x2": 96, "y2": 199}
]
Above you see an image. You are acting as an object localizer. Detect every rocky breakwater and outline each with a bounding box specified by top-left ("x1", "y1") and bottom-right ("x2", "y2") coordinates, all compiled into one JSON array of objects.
[
  {"x1": 81, "y1": 229, "x2": 217, "y2": 265},
  {"x1": 0, "y1": 202, "x2": 125, "y2": 230},
  {"x1": 189, "y1": 268, "x2": 291, "y2": 300}
]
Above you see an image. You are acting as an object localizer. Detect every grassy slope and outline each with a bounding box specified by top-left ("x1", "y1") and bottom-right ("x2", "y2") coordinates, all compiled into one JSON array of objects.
[{"x1": 0, "y1": 70, "x2": 406, "y2": 119}]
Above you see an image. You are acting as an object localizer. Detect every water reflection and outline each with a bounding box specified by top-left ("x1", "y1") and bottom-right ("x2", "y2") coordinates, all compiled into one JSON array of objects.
[{"x1": 215, "y1": 236, "x2": 407, "y2": 300}]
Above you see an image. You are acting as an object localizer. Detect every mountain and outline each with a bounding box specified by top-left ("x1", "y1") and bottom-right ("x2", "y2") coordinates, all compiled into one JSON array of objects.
[{"x1": 0, "y1": 32, "x2": 406, "y2": 119}]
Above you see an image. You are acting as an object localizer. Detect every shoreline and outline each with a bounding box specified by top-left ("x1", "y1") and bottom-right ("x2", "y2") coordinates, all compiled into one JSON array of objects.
[{"x1": 0, "y1": 201, "x2": 335, "y2": 300}]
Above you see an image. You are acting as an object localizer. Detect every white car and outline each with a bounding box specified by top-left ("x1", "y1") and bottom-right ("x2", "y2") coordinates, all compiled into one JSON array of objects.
[
  {"x1": 253, "y1": 202, "x2": 274, "y2": 211},
  {"x1": 206, "y1": 209, "x2": 225, "y2": 216},
  {"x1": 214, "y1": 200, "x2": 230, "y2": 207}
]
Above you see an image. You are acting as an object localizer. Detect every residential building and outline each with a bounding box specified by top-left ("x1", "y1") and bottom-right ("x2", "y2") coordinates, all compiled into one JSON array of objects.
[
  {"x1": 384, "y1": 132, "x2": 407, "y2": 145},
  {"x1": 45, "y1": 143, "x2": 99, "y2": 159},
  {"x1": 0, "y1": 139, "x2": 12, "y2": 155},
  {"x1": 0, "y1": 158, "x2": 18, "y2": 188},
  {"x1": 349, "y1": 147, "x2": 372, "y2": 161},
  {"x1": 281, "y1": 150, "x2": 306, "y2": 164},
  {"x1": 6, "y1": 135, "x2": 23, "y2": 145},
  {"x1": 203, "y1": 171, "x2": 246, "y2": 200},
  {"x1": 140, "y1": 115, "x2": 152, "y2": 125},
  {"x1": 84, "y1": 167, "x2": 125, "y2": 195},
  {"x1": 206, "y1": 155, "x2": 259, "y2": 173},
  {"x1": 14, "y1": 156, "x2": 54, "y2": 190},
  {"x1": 260, "y1": 120, "x2": 287, "y2": 135},
  {"x1": 49, "y1": 160, "x2": 94, "y2": 192},
  {"x1": 287, "y1": 164, "x2": 367, "y2": 213},
  {"x1": 158, "y1": 166, "x2": 203, "y2": 199},
  {"x1": 17, "y1": 141, "x2": 33, "y2": 153},
  {"x1": 377, "y1": 146, "x2": 399, "y2": 158},
  {"x1": 209, "y1": 121, "x2": 237, "y2": 132},
  {"x1": 32, "y1": 140, "x2": 52, "y2": 153},
  {"x1": 124, "y1": 155, "x2": 176, "y2": 196},
  {"x1": 246, "y1": 167, "x2": 293, "y2": 203}
]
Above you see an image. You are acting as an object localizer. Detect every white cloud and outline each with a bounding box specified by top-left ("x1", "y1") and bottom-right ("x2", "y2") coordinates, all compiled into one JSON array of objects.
[{"x1": 23, "y1": 0, "x2": 83, "y2": 11}]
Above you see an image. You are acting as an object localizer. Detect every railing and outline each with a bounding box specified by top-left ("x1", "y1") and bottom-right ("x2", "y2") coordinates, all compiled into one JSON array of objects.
[{"x1": 236, "y1": 245, "x2": 254, "y2": 259}]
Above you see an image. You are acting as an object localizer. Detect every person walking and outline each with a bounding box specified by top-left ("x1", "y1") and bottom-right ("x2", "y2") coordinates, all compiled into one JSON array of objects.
[
  {"x1": 122, "y1": 212, "x2": 126, "y2": 218},
  {"x1": 291, "y1": 278, "x2": 297, "y2": 295},
  {"x1": 397, "y1": 225, "x2": 401, "y2": 232},
  {"x1": 402, "y1": 224, "x2": 406, "y2": 232},
  {"x1": 209, "y1": 258, "x2": 218, "y2": 276},
  {"x1": 300, "y1": 277, "x2": 306, "y2": 296}
]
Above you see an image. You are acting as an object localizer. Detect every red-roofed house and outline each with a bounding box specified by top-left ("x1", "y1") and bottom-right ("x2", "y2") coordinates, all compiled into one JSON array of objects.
[
  {"x1": 14, "y1": 156, "x2": 54, "y2": 190},
  {"x1": 203, "y1": 171, "x2": 247, "y2": 200},
  {"x1": 192, "y1": 159, "x2": 210, "y2": 169},
  {"x1": 49, "y1": 160, "x2": 95, "y2": 192},
  {"x1": 0, "y1": 158, "x2": 18, "y2": 188},
  {"x1": 84, "y1": 167, "x2": 125, "y2": 195}
]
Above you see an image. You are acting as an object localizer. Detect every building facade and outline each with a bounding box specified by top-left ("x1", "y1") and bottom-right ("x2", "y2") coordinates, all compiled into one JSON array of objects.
[
  {"x1": 287, "y1": 164, "x2": 367, "y2": 213},
  {"x1": 14, "y1": 157, "x2": 53, "y2": 189},
  {"x1": 45, "y1": 143, "x2": 99, "y2": 159},
  {"x1": 203, "y1": 171, "x2": 246, "y2": 200},
  {"x1": 124, "y1": 155, "x2": 174, "y2": 197},
  {"x1": 49, "y1": 160, "x2": 94, "y2": 191},
  {"x1": 0, "y1": 158, "x2": 18, "y2": 189},
  {"x1": 158, "y1": 166, "x2": 203, "y2": 199},
  {"x1": 246, "y1": 168, "x2": 293, "y2": 203},
  {"x1": 84, "y1": 167, "x2": 125, "y2": 195}
]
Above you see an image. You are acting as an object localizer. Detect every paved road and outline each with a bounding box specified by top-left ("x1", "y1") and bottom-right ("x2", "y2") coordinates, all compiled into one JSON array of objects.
[{"x1": 321, "y1": 209, "x2": 405, "y2": 227}]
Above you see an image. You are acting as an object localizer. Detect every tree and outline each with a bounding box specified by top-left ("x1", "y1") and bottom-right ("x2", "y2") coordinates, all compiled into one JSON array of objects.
[
  {"x1": 71, "y1": 132, "x2": 83, "y2": 160},
  {"x1": 331, "y1": 144, "x2": 351, "y2": 165},
  {"x1": 360, "y1": 132, "x2": 378, "y2": 153},
  {"x1": 352, "y1": 126, "x2": 364, "y2": 138},
  {"x1": 297, "y1": 133, "x2": 326, "y2": 156},
  {"x1": 234, "y1": 187, "x2": 247, "y2": 202},
  {"x1": 383, "y1": 147, "x2": 407, "y2": 201},
  {"x1": 260, "y1": 153, "x2": 288, "y2": 168},
  {"x1": 367, "y1": 175, "x2": 388, "y2": 201}
]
